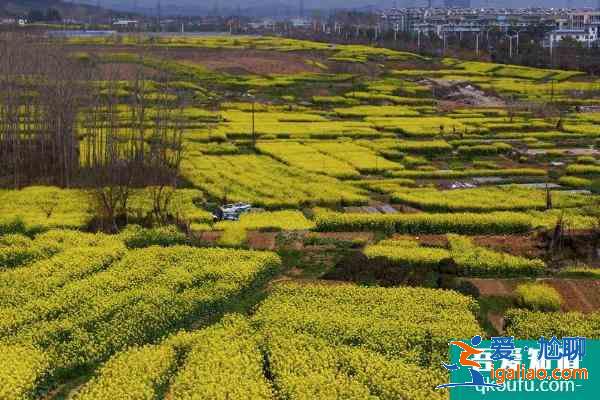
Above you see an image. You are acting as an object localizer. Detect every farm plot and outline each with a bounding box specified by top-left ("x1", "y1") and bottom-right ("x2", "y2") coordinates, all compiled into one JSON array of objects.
[
  {"x1": 390, "y1": 186, "x2": 592, "y2": 213},
  {"x1": 202, "y1": 109, "x2": 380, "y2": 140},
  {"x1": 308, "y1": 141, "x2": 404, "y2": 173},
  {"x1": 0, "y1": 231, "x2": 281, "y2": 399},
  {"x1": 364, "y1": 235, "x2": 545, "y2": 277},
  {"x1": 256, "y1": 141, "x2": 360, "y2": 178},
  {"x1": 182, "y1": 154, "x2": 368, "y2": 208},
  {"x1": 55, "y1": 281, "x2": 480, "y2": 399},
  {"x1": 367, "y1": 116, "x2": 467, "y2": 137}
]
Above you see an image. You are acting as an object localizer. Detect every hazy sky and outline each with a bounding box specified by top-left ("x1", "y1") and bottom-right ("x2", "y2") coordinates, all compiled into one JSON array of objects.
[{"x1": 74, "y1": 0, "x2": 600, "y2": 12}]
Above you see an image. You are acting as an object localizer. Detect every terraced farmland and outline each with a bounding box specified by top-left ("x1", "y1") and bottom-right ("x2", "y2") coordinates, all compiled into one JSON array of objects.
[{"x1": 1, "y1": 33, "x2": 599, "y2": 399}]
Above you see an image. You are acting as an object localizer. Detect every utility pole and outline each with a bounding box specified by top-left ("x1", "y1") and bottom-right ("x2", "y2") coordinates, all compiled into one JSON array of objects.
[
  {"x1": 156, "y1": 0, "x2": 161, "y2": 32},
  {"x1": 507, "y1": 33, "x2": 518, "y2": 58},
  {"x1": 475, "y1": 32, "x2": 480, "y2": 56},
  {"x1": 442, "y1": 31, "x2": 447, "y2": 55},
  {"x1": 252, "y1": 101, "x2": 256, "y2": 147}
]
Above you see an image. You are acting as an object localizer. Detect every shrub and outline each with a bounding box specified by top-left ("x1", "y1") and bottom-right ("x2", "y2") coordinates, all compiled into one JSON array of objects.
[
  {"x1": 514, "y1": 282, "x2": 562, "y2": 311},
  {"x1": 120, "y1": 225, "x2": 190, "y2": 248}
]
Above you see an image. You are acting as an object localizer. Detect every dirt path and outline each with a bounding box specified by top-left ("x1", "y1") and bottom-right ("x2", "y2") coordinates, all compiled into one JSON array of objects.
[{"x1": 468, "y1": 278, "x2": 514, "y2": 297}]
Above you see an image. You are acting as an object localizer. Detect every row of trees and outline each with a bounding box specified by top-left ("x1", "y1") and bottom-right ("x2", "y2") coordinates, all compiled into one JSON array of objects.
[
  {"x1": 27, "y1": 8, "x2": 62, "y2": 23},
  {"x1": 284, "y1": 13, "x2": 600, "y2": 75},
  {"x1": 0, "y1": 33, "x2": 186, "y2": 232}
]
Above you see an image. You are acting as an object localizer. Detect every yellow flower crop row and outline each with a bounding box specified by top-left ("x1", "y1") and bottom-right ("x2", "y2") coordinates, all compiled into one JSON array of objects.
[
  {"x1": 74, "y1": 344, "x2": 178, "y2": 400},
  {"x1": 314, "y1": 208, "x2": 534, "y2": 235},
  {"x1": 256, "y1": 141, "x2": 360, "y2": 178},
  {"x1": 265, "y1": 329, "x2": 446, "y2": 400},
  {"x1": 215, "y1": 211, "x2": 315, "y2": 232},
  {"x1": 505, "y1": 310, "x2": 600, "y2": 339},
  {"x1": 367, "y1": 116, "x2": 466, "y2": 137},
  {"x1": 390, "y1": 186, "x2": 592, "y2": 213},
  {"x1": 448, "y1": 235, "x2": 545, "y2": 277},
  {"x1": 0, "y1": 237, "x2": 281, "y2": 393},
  {"x1": 333, "y1": 105, "x2": 420, "y2": 118},
  {"x1": 0, "y1": 344, "x2": 50, "y2": 400},
  {"x1": 308, "y1": 141, "x2": 404, "y2": 173},
  {"x1": 0, "y1": 234, "x2": 60, "y2": 270},
  {"x1": 73, "y1": 315, "x2": 274, "y2": 399},
  {"x1": 388, "y1": 168, "x2": 547, "y2": 179},
  {"x1": 364, "y1": 239, "x2": 451, "y2": 269},
  {"x1": 253, "y1": 283, "x2": 482, "y2": 367},
  {"x1": 0, "y1": 245, "x2": 125, "y2": 309},
  {"x1": 514, "y1": 282, "x2": 562, "y2": 312},
  {"x1": 182, "y1": 154, "x2": 368, "y2": 208},
  {"x1": 0, "y1": 187, "x2": 93, "y2": 234},
  {"x1": 58, "y1": 280, "x2": 481, "y2": 399},
  {"x1": 168, "y1": 315, "x2": 274, "y2": 399},
  {"x1": 363, "y1": 235, "x2": 545, "y2": 277}
]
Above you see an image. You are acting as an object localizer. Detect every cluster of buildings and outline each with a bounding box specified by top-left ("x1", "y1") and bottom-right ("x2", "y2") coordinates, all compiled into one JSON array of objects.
[
  {"x1": 0, "y1": 17, "x2": 27, "y2": 26},
  {"x1": 380, "y1": 6, "x2": 600, "y2": 48}
]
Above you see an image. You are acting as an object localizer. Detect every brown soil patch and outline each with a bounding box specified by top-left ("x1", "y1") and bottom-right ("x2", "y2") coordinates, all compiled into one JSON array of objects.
[
  {"x1": 70, "y1": 45, "x2": 324, "y2": 75},
  {"x1": 469, "y1": 278, "x2": 515, "y2": 297},
  {"x1": 97, "y1": 62, "x2": 159, "y2": 80},
  {"x1": 473, "y1": 235, "x2": 544, "y2": 259},
  {"x1": 545, "y1": 279, "x2": 600, "y2": 313},
  {"x1": 168, "y1": 48, "x2": 323, "y2": 75},
  {"x1": 420, "y1": 235, "x2": 449, "y2": 248},
  {"x1": 306, "y1": 231, "x2": 375, "y2": 242},
  {"x1": 468, "y1": 278, "x2": 600, "y2": 313},
  {"x1": 196, "y1": 230, "x2": 220, "y2": 243},
  {"x1": 270, "y1": 277, "x2": 354, "y2": 288},
  {"x1": 488, "y1": 312, "x2": 505, "y2": 335},
  {"x1": 324, "y1": 251, "x2": 439, "y2": 287},
  {"x1": 246, "y1": 231, "x2": 277, "y2": 250}
]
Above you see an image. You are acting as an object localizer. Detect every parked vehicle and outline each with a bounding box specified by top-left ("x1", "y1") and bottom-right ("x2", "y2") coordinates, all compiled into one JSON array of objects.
[{"x1": 213, "y1": 203, "x2": 252, "y2": 221}]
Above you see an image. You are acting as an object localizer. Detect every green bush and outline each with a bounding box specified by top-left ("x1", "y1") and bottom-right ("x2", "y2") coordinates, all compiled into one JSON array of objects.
[
  {"x1": 515, "y1": 282, "x2": 562, "y2": 312},
  {"x1": 120, "y1": 225, "x2": 190, "y2": 248}
]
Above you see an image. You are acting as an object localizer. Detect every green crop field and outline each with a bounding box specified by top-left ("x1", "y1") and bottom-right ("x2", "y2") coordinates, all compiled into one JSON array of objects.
[{"x1": 1, "y1": 33, "x2": 599, "y2": 399}]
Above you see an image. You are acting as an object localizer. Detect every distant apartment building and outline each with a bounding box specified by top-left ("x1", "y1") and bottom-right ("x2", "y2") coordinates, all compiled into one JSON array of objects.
[{"x1": 545, "y1": 11, "x2": 600, "y2": 47}]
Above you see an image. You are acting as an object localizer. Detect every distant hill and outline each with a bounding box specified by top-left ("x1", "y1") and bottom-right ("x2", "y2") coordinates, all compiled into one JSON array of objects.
[{"x1": 0, "y1": 0, "x2": 109, "y2": 19}]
